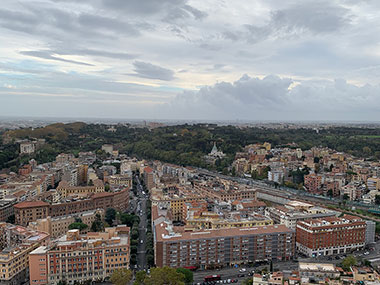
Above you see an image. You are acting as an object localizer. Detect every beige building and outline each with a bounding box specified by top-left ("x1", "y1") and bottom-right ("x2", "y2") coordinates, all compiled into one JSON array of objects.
[
  {"x1": 101, "y1": 144, "x2": 113, "y2": 155},
  {"x1": 28, "y1": 209, "x2": 105, "y2": 238},
  {"x1": 352, "y1": 266, "x2": 379, "y2": 282},
  {"x1": 20, "y1": 141, "x2": 35, "y2": 154},
  {"x1": 299, "y1": 263, "x2": 340, "y2": 284},
  {"x1": 108, "y1": 174, "x2": 132, "y2": 188},
  {"x1": 56, "y1": 179, "x2": 104, "y2": 198},
  {"x1": 186, "y1": 211, "x2": 273, "y2": 230},
  {"x1": 0, "y1": 223, "x2": 49, "y2": 285}
]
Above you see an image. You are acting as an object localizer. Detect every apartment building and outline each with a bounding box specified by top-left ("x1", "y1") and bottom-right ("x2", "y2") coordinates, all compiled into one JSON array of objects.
[
  {"x1": 29, "y1": 226, "x2": 130, "y2": 285},
  {"x1": 14, "y1": 188, "x2": 129, "y2": 226},
  {"x1": 193, "y1": 183, "x2": 256, "y2": 202},
  {"x1": 296, "y1": 215, "x2": 366, "y2": 257},
  {"x1": 14, "y1": 201, "x2": 50, "y2": 226},
  {"x1": 154, "y1": 222, "x2": 295, "y2": 269},
  {"x1": 0, "y1": 223, "x2": 49, "y2": 285},
  {"x1": 299, "y1": 263, "x2": 340, "y2": 284},
  {"x1": 265, "y1": 204, "x2": 338, "y2": 230},
  {"x1": 304, "y1": 173, "x2": 323, "y2": 194},
  {"x1": 0, "y1": 198, "x2": 17, "y2": 222},
  {"x1": 56, "y1": 180, "x2": 104, "y2": 199},
  {"x1": 143, "y1": 167, "x2": 154, "y2": 190},
  {"x1": 108, "y1": 174, "x2": 132, "y2": 188},
  {"x1": 28, "y1": 209, "x2": 105, "y2": 238}
]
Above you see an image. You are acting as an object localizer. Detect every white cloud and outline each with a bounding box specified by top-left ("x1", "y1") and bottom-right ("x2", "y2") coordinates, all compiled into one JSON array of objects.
[{"x1": 0, "y1": 0, "x2": 380, "y2": 120}]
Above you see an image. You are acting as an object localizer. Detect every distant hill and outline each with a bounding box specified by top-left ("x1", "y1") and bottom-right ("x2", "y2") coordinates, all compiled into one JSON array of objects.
[{"x1": 4, "y1": 122, "x2": 86, "y2": 141}]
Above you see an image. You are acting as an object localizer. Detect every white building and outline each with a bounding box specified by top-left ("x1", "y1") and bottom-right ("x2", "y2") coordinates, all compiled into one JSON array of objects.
[{"x1": 20, "y1": 141, "x2": 35, "y2": 154}]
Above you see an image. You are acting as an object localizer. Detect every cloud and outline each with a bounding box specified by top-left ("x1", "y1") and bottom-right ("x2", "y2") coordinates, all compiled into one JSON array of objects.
[
  {"x1": 270, "y1": 2, "x2": 351, "y2": 34},
  {"x1": 52, "y1": 48, "x2": 138, "y2": 60},
  {"x1": 101, "y1": 0, "x2": 186, "y2": 15},
  {"x1": 20, "y1": 51, "x2": 94, "y2": 66},
  {"x1": 131, "y1": 61, "x2": 175, "y2": 81},
  {"x1": 162, "y1": 74, "x2": 380, "y2": 121},
  {"x1": 1, "y1": 1, "x2": 380, "y2": 121},
  {"x1": 226, "y1": 1, "x2": 352, "y2": 44}
]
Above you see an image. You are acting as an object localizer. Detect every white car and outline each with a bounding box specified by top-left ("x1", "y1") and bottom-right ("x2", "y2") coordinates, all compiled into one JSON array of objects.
[
  {"x1": 140, "y1": 240, "x2": 144, "y2": 244},
  {"x1": 239, "y1": 268, "x2": 247, "y2": 273}
]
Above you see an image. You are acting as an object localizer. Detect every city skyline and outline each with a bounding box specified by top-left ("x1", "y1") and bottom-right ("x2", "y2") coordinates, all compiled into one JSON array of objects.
[{"x1": 1, "y1": 0, "x2": 380, "y2": 120}]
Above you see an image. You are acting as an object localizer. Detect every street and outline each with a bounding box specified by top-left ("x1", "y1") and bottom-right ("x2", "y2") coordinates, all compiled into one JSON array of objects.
[{"x1": 135, "y1": 175, "x2": 148, "y2": 271}]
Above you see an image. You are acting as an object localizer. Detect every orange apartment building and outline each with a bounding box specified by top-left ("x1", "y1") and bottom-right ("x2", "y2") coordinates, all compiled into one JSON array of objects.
[
  {"x1": 296, "y1": 215, "x2": 366, "y2": 257},
  {"x1": 29, "y1": 226, "x2": 130, "y2": 285}
]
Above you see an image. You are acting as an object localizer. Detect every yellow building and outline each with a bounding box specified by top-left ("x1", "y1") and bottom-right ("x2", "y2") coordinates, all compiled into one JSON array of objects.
[{"x1": 56, "y1": 179, "x2": 104, "y2": 198}]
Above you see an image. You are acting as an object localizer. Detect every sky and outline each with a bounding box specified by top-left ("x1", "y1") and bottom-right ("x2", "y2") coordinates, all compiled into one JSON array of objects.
[{"x1": 1, "y1": 0, "x2": 380, "y2": 121}]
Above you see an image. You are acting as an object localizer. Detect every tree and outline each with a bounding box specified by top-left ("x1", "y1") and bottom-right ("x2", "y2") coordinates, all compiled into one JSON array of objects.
[
  {"x1": 375, "y1": 195, "x2": 380, "y2": 205},
  {"x1": 134, "y1": 271, "x2": 147, "y2": 285},
  {"x1": 130, "y1": 245, "x2": 137, "y2": 254},
  {"x1": 242, "y1": 278, "x2": 253, "y2": 285},
  {"x1": 6, "y1": 214, "x2": 15, "y2": 224},
  {"x1": 269, "y1": 260, "x2": 273, "y2": 272},
  {"x1": 176, "y1": 268, "x2": 193, "y2": 284},
  {"x1": 105, "y1": 208, "x2": 117, "y2": 226},
  {"x1": 342, "y1": 256, "x2": 357, "y2": 271},
  {"x1": 91, "y1": 214, "x2": 104, "y2": 232},
  {"x1": 68, "y1": 222, "x2": 88, "y2": 231},
  {"x1": 327, "y1": 189, "x2": 333, "y2": 197},
  {"x1": 363, "y1": 259, "x2": 371, "y2": 267},
  {"x1": 147, "y1": 254, "x2": 154, "y2": 266},
  {"x1": 343, "y1": 194, "x2": 349, "y2": 201},
  {"x1": 143, "y1": 266, "x2": 185, "y2": 285},
  {"x1": 110, "y1": 268, "x2": 132, "y2": 285}
]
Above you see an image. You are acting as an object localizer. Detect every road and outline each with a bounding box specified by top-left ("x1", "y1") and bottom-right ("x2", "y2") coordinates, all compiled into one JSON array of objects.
[{"x1": 135, "y1": 175, "x2": 148, "y2": 271}]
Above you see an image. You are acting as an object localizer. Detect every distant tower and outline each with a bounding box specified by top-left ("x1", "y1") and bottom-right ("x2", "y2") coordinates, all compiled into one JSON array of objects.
[{"x1": 211, "y1": 142, "x2": 218, "y2": 155}]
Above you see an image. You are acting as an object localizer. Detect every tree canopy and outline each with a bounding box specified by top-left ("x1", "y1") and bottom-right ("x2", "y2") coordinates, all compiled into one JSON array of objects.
[
  {"x1": 143, "y1": 267, "x2": 185, "y2": 285},
  {"x1": 110, "y1": 268, "x2": 132, "y2": 285}
]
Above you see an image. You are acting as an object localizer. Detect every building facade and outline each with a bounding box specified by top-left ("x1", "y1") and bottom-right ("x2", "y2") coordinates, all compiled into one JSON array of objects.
[
  {"x1": 0, "y1": 223, "x2": 49, "y2": 285},
  {"x1": 14, "y1": 188, "x2": 129, "y2": 226},
  {"x1": 154, "y1": 223, "x2": 295, "y2": 269},
  {"x1": 296, "y1": 215, "x2": 366, "y2": 257},
  {"x1": 28, "y1": 209, "x2": 105, "y2": 238},
  {"x1": 29, "y1": 226, "x2": 130, "y2": 285}
]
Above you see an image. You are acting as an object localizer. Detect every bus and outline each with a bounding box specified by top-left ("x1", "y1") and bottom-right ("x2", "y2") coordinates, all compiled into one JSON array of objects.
[
  {"x1": 204, "y1": 275, "x2": 221, "y2": 282},
  {"x1": 183, "y1": 266, "x2": 197, "y2": 271}
]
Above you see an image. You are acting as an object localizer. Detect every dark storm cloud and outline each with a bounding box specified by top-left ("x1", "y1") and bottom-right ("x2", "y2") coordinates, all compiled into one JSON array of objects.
[
  {"x1": 131, "y1": 61, "x2": 175, "y2": 81},
  {"x1": 20, "y1": 50, "x2": 94, "y2": 66}
]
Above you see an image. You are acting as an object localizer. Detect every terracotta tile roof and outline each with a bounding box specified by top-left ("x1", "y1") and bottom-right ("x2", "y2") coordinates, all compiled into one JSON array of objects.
[
  {"x1": 14, "y1": 200, "x2": 49, "y2": 209},
  {"x1": 144, "y1": 166, "x2": 153, "y2": 173}
]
